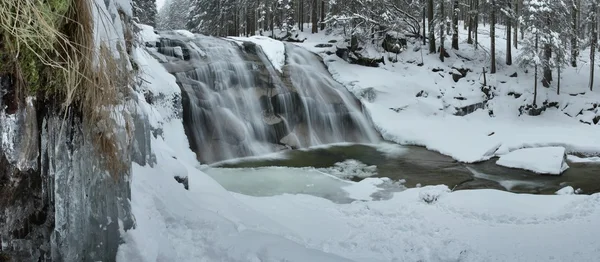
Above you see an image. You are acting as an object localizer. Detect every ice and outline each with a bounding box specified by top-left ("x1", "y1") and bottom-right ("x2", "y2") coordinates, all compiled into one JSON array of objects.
[
  {"x1": 496, "y1": 147, "x2": 569, "y2": 175},
  {"x1": 203, "y1": 167, "x2": 354, "y2": 203},
  {"x1": 318, "y1": 159, "x2": 378, "y2": 179},
  {"x1": 342, "y1": 178, "x2": 388, "y2": 201}
]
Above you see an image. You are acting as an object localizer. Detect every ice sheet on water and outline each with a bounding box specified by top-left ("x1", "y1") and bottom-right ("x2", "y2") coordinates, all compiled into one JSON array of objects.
[
  {"x1": 318, "y1": 159, "x2": 378, "y2": 179},
  {"x1": 203, "y1": 167, "x2": 355, "y2": 203},
  {"x1": 496, "y1": 147, "x2": 569, "y2": 175}
]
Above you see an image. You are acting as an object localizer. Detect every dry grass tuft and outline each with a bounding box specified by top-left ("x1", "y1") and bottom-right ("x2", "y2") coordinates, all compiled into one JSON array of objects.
[{"x1": 0, "y1": 0, "x2": 133, "y2": 178}]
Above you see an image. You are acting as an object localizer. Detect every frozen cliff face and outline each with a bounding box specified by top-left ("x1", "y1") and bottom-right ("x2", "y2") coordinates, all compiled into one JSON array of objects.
[{"x1": 0, "y1": 0, "x2": 145, "y2": 261}]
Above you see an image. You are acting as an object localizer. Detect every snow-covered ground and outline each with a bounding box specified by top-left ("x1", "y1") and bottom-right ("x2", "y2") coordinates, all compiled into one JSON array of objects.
[
  {"x1": 118, "y1": 26, "x2": 600, "y2": 262},
  {"x1": 276, "y1": 23, "x2": 600, "y2": 168}
]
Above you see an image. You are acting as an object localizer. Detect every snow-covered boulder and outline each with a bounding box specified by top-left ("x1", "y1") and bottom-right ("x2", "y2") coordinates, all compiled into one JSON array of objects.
[
  {"x1": 555, "y1": 186, "x2": 575, "y2": 195},
  {"x1": 496, "y1": 147, "x2": 569, "y2": 175}
]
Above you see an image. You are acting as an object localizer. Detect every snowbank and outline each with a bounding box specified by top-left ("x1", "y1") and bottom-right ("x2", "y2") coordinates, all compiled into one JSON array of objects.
[{"x1": 496, "y1": 147, "x2": 569, "y2": 175}]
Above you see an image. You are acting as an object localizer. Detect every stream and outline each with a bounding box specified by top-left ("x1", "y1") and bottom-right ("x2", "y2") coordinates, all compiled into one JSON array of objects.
[{"x1": 203, "y1": 143, "x2": 600, "y2": 201}]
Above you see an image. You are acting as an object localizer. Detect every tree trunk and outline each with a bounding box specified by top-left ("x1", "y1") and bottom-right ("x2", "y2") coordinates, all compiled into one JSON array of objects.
[
  {"x1": 452, "y1": 0, "x2": 459, "y2": 49},
  {"x1": 590, "y1": 2, "x2": 597, "y2": 91},
  {"x1": 513, "y1": 0, "x2": 518, "y2": 48},
  {"x1": 506, "y1": 1, "x2": 512, "y2": 65},
  {"x1": 320, "y1": 0, "x2": 325, "y2": 30},
  {"x1": 423, "y1": 6, "x2": 427, "y2": 45},
  {"x1": 474, "y1": 0, "x2": 479, "y2": 49},
  {"x1": 490, "y1": 0, "x2": 496, "y2": 73},
  {"x1": 299, "y1": 0, "x2": 304, "y2": 32},
  {"x1": 467, "y1": 0, "x2": 473, "y2": 44},
  {"x1": 312, "y1": 0, "x2": 318, "y2": 33},
  {"x1": 428, "y1": 0, "x2": 436, "y2": 53},
  {"x1": 557, "y1": 64, "x2": 561, "y2": 95},
  {"x1": 440, "y1": 0, "x2": 445, "y2": 62},
  {"x1": 534, "y1": 32, "x2": 539, "y2": 107},
  {"x1": 571, "y1": 0, "x2": 579, "y2": 67},
  {"x1": 542, "y1": 43, "x2": 552, "y2": 87}
]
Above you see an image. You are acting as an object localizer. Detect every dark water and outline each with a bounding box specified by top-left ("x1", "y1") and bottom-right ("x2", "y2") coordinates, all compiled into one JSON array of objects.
[{"x1": 214, "y1": 143, "x2": 600, "y2": 195}]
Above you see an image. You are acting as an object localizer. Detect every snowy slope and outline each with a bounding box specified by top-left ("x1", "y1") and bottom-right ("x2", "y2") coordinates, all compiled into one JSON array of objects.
[
  {"x1": 287, "y1": 23, "x2": 600, "y2": 163},
  {"x1": 118, "y1": 26, "x2": 600, "y2": 262}
]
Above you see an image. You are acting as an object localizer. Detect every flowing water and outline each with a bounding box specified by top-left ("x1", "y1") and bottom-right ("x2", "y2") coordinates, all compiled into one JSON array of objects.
[
  {"x1": 150, "y1": 31, "x2": 599, "y2": 199},
  {"x1": 153, "y1": 32, "x2": 378, "y2": 163},
  {"x1": 209, "y1": 143, "x2": 600, "y2": 196}
]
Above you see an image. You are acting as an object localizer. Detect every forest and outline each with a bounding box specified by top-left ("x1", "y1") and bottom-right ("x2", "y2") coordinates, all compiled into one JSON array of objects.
[{"x1": 142, "y1": 0, "x2": 600, "y2": 101}]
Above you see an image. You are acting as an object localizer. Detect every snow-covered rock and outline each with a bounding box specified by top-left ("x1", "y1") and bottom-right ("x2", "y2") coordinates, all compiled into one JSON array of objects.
[
  {"x1": 496, "y1": 147, "x2": 569, "y2": 175},
  {"x1": 230, "y1": 35, "x2": 285, "y2": 72},
  {"x1": 556, "y1": 186, "x2": 575, "y2": 195}
]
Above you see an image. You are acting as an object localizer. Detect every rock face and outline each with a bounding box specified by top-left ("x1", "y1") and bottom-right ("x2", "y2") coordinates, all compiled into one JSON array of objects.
[
  {"x1": 148, "y1": 31, "x2": 379, "y2": 163},
  {"x1": 0, "y1": 1, "x2": 140, "y2": 261}
]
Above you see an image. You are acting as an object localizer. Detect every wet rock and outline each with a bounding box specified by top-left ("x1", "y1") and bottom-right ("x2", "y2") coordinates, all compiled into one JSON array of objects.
[
  {"x1": 432, "y1": 68, "x2": 444, "y2": 72},
  {"x1": 328, "y1": 39, "x2": 338, "y2": 43},
  {"x1": 416, "y1": 90, "x2": 428, "y2": 98},
  {"x1": 509, "y1": 72, "x2": 518, "y2": 77}
]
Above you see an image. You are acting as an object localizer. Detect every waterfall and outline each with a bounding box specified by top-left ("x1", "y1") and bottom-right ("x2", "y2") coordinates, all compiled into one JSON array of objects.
[{"x1": 152, "y1": 32, "x2": 379, "y2": 163}]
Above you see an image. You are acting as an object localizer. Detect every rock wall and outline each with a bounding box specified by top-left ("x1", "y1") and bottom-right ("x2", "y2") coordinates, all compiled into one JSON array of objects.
[{"x1": 0, "y1": 0, "x2": 146, "y2": 261}]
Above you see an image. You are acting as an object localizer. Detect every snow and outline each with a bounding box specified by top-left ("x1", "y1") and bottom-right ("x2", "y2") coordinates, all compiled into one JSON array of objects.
[
  {"x1": 556, "y1": 186, "x2": 575, "y2": 195},
  {"x1": 496, "y1": 147, "x2": 569, "y2": 175},
  {"x1": 137, "y1": 24, "x2": 159, "y2": 43},
  {"x1": 567, "y1": 155, "x2": 600, "y2": 163},
  {"x1": 175, "y1": 29, "x2": 195, "y2": 38},
  {"x1": 120, "y1": 25, "x2": 600, "y2": 262},
  {"x1": 286, "y1": 22, "x2": 600, "y2": 163},
  {"x1": 230, "y1": 36, "x2": 286, "y2": 72},
  {"x1": 318, "y1": 159, "x2": 378, "y2": 179}
]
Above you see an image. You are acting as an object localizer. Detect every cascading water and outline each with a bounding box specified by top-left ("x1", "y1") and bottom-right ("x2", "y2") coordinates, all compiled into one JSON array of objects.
[
  {"x1": 150, "y1": 31, "x2": 378, "y2": 163},
  {"x1": 281, "y1": 43, "x2": 380, "y2": 146}
]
